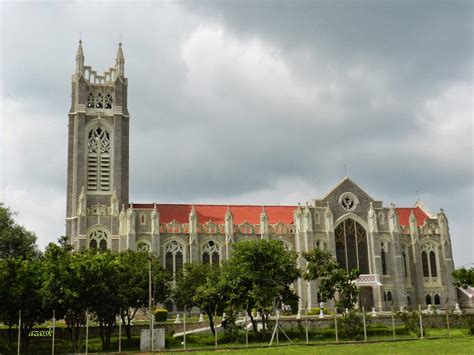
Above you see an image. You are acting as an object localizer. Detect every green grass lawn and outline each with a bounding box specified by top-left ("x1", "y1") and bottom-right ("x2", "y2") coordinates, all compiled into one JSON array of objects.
[{"x1": 162, "y1": 337, "x2": 474, "y2": 354}]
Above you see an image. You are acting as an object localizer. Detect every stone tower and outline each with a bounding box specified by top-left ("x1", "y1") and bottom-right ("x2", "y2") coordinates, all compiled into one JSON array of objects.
[{"x1": 66, "y1": 41, "x2": 129, "y2": 251}]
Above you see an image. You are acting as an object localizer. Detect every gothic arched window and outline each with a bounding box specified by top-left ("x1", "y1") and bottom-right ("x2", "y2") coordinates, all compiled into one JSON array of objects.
[
  {"x1": 422, "y1": 245, "x2": 439, "y2": 279},
  {"x1": 137, "y1": 241, "x2": 150, "y2": 252},
  {"x1": 87, "y1": 127, "x2": 111, "y2": 191},
  {"x1": 429, "y1": 251, "x2": 438, "y2": 277},
  {"x1": 202, "y1": 241, "x2": 220, "y2": 266},
  {"x1": 334, "y1": 219, "x2": 369, "y2": 274},
  {"x1": 381, "y1": 243, "x2": 388, "y2": 275},
  {"x1": 387, "y1": 291, "x2": 392, "y2": 302},
  {"x1": 422, "y1": 251, "x2": 430, "y2": 277},
  {"x1": 88, "y1": 230, "x2": 108, "y2": 251},
  {"x1": 426, "y1": 294, "x2": 432, "y2": 305},
  {"x1": 434, "y1": 293, "x2": 441, "y2": 305},
  {"x1": 164, "y1": 241, "x2": 184, "y2": 279},
  {"x1": 402, "y1": 250, "x2": 408, "y2": 278}
]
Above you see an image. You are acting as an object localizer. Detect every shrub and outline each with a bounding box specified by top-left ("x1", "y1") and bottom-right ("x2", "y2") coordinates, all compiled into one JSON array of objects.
[
  {"x1": 396, "y1": 310, "x2": 423, "y2": 336},
  {"x1": 154, "y1": 308, "x2": 168, "y2": 322},
  {"x1": 339, "y1": 311, "x2": 364, "y2": 340}
]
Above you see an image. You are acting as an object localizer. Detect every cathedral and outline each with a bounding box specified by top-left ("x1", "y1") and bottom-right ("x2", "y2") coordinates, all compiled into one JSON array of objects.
[{"x1": 66, "y1": 42, "x2": 458, "y2": 312}]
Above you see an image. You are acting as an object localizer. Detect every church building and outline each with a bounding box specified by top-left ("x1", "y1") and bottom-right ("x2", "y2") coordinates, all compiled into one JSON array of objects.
[{"x1": 65, "y1": 42, "x2": 458, "y2": 312}]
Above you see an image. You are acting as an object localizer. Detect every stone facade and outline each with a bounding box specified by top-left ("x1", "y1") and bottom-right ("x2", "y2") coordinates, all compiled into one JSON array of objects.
[{"x1": 66, "y1": 42, "x2": 458, "y2": 312}]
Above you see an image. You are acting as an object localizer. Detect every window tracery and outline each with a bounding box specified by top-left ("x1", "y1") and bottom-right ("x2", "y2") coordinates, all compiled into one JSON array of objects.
[
  {"x1": 202, "y1": 241, "x2": 220, "y2": 265},
  {"x1": 164, "y1": 241, "x2": 184, "y2": 278},
  {"x1": 88, "y1": 230, "x2": 108, "y2": 251},
  {"x1": 421, "y1": 244, "x2": 439, "y2": 280},
  {"x1": 334, "y1": 219, "x2": 369, "y2": 274},
  {"x1": 137, "y1": 240, "x2": 150, "y2": 252},
  {"x1": 87, "y1": 127, "x2": 111, "y2": 191}
]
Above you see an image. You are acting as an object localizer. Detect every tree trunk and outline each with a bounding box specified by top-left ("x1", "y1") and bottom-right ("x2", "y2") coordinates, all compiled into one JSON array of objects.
[
  {"x1": 247, "y1": 310, "x2": 258, "y2": 333},
  {"x1": 122, "y1": 314, "x2": 132, "y2": 340},
  {"x1": 206, "y1": 311, "x2": 215, "y2": 336}
]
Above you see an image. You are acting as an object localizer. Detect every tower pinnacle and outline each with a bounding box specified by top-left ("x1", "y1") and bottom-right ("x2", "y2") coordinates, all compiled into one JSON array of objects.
[
  {"x1": 115, "y1": 42, "x2": 125, "y2": 76},
  {"x1": 75, "y1": 40, "x2": 84, "y2": 74}
]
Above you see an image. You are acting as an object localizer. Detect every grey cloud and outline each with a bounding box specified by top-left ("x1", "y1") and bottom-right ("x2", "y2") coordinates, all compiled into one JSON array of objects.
[{"x1": 0, "y1": 1, "x2": 472, "y2": 267}]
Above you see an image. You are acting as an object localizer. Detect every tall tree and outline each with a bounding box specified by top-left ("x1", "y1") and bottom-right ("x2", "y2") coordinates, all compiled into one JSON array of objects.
[
  {"x1": 303, "y1": 248, "x2": 360, "y2": 310},
  {"x1": 117, "y1": 251, "x2": 170, "y2": 340},
  {"x1": 0, "y1": 204, "x2": 39, "y2": 259},
  {"x1": 0, "y1": 257, "x2": 47, "y2": 351},
  {"x1": 224, "y1": 240, "x2": 300, "y2": 332},
  {"x1": 42, "y1": 242, "x2": 89, "y2": 353}
]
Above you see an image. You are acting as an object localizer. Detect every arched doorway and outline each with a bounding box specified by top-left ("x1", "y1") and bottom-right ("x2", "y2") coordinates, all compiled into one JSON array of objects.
[
  {"x1": 359, "y1": 287, "x2": 374, "y2": 310},
  {"x1": 334, "y1": 218, "x2": 369, "y2": 274}
]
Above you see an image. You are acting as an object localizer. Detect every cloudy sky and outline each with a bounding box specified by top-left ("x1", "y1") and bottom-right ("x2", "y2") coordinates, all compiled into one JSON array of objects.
[{"x1": 0, "y1": 1, "x2": 472, "y2": 267}]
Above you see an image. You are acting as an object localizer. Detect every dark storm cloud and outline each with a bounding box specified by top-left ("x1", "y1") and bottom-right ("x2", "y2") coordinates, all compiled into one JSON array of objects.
[{"x1": 0, "y1": 1, "x2": 472, "y2": 266}]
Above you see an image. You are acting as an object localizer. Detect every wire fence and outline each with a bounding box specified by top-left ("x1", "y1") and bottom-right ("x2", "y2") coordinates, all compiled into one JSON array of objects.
[{"x1": 1, "y1": 304, "x2": 472, "y2": 353}]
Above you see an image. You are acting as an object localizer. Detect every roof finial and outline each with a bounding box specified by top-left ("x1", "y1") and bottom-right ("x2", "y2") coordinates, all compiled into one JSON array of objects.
[
  {"x1": 115, "y1": 41, "x2": 125, "y2": 76},
  {"x1": 75, "y1": 39, "x2": 84, "y2": 74}
]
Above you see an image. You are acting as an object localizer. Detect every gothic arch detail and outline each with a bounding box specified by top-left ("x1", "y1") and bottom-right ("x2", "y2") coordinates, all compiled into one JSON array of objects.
[
  {"x1": 87, "y1": 126, "x2": 111, "y2": 191},
  {"x1": 202, "y1": 240, "x2": 221, "y2": 265},
  {"x1": 164, "y1": 240, "x2": 185, "y2": 278},
  {"x1": 88, "y1": 229, "x2": 108, "y2": 251},
  {"x1": 334, "y1": 218, "x2": 369, "y2": 274}
]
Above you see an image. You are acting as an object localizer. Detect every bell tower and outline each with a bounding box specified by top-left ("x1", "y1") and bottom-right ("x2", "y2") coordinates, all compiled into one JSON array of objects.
[{"x1": 66, "y1": 41, "x2": 130, "y2": 251}]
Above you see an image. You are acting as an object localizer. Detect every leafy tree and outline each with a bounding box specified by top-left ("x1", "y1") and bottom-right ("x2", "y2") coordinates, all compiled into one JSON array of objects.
[
  {"x1": 452, "y1": 267, "x2": 474, "y2": 289},
  {"x1": 224, "y1": 240, "x2": 300, "y2": 332},
  {"x1": 117, "y1": 251, "x2": 170, "y2": 340},
  {"x1": 303, "y1": 248, "x2": 360, "y2": 310},
  {"x1": 0, "y1": 204, "x2": 39, "y2": 259},
  {"x1": 42, "y1": 241, "x2": 87, "y2": 353},
  {"x1": 192, "y1": 265, "x2": 227, "y2": 336},
  {"x1": 0, "y1": 257, "x2": 48, "y2": 351}
]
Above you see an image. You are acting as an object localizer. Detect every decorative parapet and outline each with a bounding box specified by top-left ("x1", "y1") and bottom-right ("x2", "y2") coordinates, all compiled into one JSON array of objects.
[{"x1": 356, "y1": 274, "x2": 383, "y2": 286}]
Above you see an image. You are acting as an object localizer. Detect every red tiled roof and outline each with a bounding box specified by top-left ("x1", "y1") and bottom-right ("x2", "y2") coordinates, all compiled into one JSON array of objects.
[
  {"x1": 133, "y1": 204, "x2": 429, "y2": 227},
  {"x1": 133, "y1": 204, "x2": 296, "y2": 224},
  {"x1": 396, "y1": 207, "x2": 429, "y2": 226}
]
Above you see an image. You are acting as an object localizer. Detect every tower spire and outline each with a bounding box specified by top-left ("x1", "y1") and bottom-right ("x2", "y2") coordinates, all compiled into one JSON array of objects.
[
  {"x1": 75, "y1": 40, "x2": 84, "y2": 74},
  {"x1": 115, "y1": 42, "x2": 125, "y2": 76}
]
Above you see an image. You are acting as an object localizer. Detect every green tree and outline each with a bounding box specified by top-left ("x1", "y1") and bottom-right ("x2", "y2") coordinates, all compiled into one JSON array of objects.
[
  {"x1": 0, "y1": 257, "x2": 48, "y2": 351},
  {"x1": 42, "y1": 242, "x2": 89, "y2": 352},
  {"x1": 224, "y1": 240, "x2": 300, "y2": 332},
  {"x1": 193, "y1": 265, "x2": 227, "y2": 336},
  {"x1": 0, "y1": 204, "x2": 39, "y2": 259},
  {"x1": 452, "y1": 267, "x2": 474, "y2": 289},
  {"x1": 117, "y1": 251, "x2": 170, "y2": 340},
  {"x1": 303, "y1": 248, "x2": 360, "y2": 310}
]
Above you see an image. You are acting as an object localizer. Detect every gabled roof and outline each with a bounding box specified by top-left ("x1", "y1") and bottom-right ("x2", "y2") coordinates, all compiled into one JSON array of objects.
[
  {"x1": 396, "y1": 207, "x2": 429, "y2": 226},
  {"x1": 321, "y1": 176, "x2": 376, "y2": 201},
  {"x1": 133, "y1": 204, "x2": 296, "y2": 225}
]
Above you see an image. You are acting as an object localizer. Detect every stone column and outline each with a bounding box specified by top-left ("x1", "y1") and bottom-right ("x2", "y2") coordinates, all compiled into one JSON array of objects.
[
  {"x1": 224, "y1": 207, "x2": 234, "y2": 260},
  {"x1": 188, "y1": 205, "x2": 199, "y2": 263},
  {"x1": 151, "y1": 203, "x2": 160, "y2": 255},
  {"x1": 438, "y1": 210, "x2": 457, "y2": 307},
  {"x1": 389, "y1": 210, "x2": 407, "y2": 308}
]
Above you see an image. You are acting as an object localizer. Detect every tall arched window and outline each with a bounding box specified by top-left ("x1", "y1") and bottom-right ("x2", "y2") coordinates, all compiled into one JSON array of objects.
[
  {"x1": 429, "y1": 251, "x2": 438, "y2": 277},
  {"x1": 422, "y1": 251, "x2": 430, "y2": 277},
  {"x1": 402, "y1": 250, "x2": 408, "y2": 278},
  {"x1": 88, "y1": 230, "x2": 108, "y2": 251},
  {"x1": 334, "y1": 219, "x2": 369, "y2": 274},
  {"x1": 434, "y1": 293, "x2": 441, "y2": 305},
  {"x1": 422, "y1": 246, "x2": 439, "y2": 279},
  {"x1": 202, "y1": 241, "x2": 220, "y2": 266},
  {"x1": 381, "y1": 243, "x2": 388, "y2": 275},
  {"x1": 164, "y1": 241, "x2": 184, "y2": 278},
  {"x1": 87, "y1": 127, "x2": 111, "y2": 191}
]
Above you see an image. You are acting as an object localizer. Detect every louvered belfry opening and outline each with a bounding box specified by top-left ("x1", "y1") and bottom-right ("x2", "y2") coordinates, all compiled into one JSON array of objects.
[
  {"x1": 87, "y1": 127, "x2": 111, "y2": 191},
  {"x1": 335, "y1": 219, "x2": 369, "y2": 274}
]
